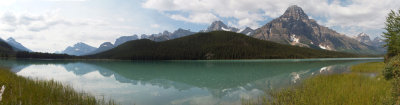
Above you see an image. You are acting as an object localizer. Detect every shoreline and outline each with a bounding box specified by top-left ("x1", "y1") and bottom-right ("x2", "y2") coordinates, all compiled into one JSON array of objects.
[{"x1": 244, "y1": 61, "x2": 395, "y2": 105}]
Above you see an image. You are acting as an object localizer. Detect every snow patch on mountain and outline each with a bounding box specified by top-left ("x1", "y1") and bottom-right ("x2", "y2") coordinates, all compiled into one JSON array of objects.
[
  {"x1": 221, "y1": 27, "x2": 230, "y2": 31},
  {"x1": 246, "y1": 32, "x2": 252, "y2": 35},
  {"x1": 319, "y1": 44, "x2": 333, "y2": 50},
  {"x1": 290, "y1": 34, "x2": 299, "y2": 43}
]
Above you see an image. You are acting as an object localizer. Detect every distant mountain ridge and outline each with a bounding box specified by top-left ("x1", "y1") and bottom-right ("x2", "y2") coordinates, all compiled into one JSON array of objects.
[
  {"x1": 354, "y1": 32, "x2": 385, "y2": 47},
  {"x1": 240, "y1": 27, "x2": 255, "y2": 35},
  {"x1": 354, "y1": 33, "x2": 372, "y2": 45},
  {"x1": 202, "y1": 21, "x2": 255, "y2": 35},
  {"x1": 61, "y1": 42, "x2": 96, "y2": 56},
  {"x1": 353, "y1": 32, "x2": 386, "y2": 53},
  {"x1": 143, "y1": 28, "x2": 196, "y2": 42},
  {"x1": 372, "y1": 37, "x2": 385, "y2": 47},
  {"x1": 84, "y1": 42, "x2": 115, "y2": 55},
  {"x1": 65, "y1": 5, "x2": 384, "y2": 56},
  {"x1": 6, "y1": 37, "x2": 32, "y2": 52},
  {"x1": 203, "y1": 21, "x2": 239, "y2": 32},
  {"x1": 114, "y1": 35, "x2": 139, "y2": 46},
  {"x1": 90, "y1": 31, "x2": 359, "y2": 60}
]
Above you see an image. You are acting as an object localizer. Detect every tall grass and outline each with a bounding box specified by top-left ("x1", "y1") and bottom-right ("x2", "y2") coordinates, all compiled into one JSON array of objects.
[
  {"x1": 351, "y1": 62, "x2": 385, "y2": 72},
  {"x1": 244, "y1": 62, "x2": 394, "y2": 105},
  {"x1": 0, "y1": 68, "x2": 117, "y2": 105}
]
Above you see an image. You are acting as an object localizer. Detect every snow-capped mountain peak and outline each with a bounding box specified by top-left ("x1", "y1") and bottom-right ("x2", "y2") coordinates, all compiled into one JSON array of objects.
[
  {"x1": 62, "y1": 42, "x2": 96, "y2": 56},
  {"x1": 354, "y1": 32, "x2": 372, "y2": 45},
  {"x1": 205, "y1": 21, "x2": 239, "y2": 32}
]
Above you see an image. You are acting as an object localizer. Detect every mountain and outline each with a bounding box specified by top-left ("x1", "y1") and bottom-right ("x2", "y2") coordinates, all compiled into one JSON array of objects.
[
  {"x1": 372, "y1": 37, "x2": 385, "y2": 47},
  {"x1": 239, "y1": 27, "x2": 255, "y2": 35},
  {"x1": 170, "y1": 28, "x2": 196, "y2": 39},
  {"x1": 202, "y1": 21, "x2": 254, "y2": 35},
  {"x1": 84, "y1": 42, "x2": 115, "y2": 55},
  {"x1": 143, "y1": 29, "x2": 196, "y2": 42},
  {"x1": 251, "y1": 5, "x2": 379, "y2": 54},
  {"x1": 147, "y1": 31, "x2": 171, "y2": 42},
  {"x1": 353, "y1": 32, "x2": 386, "y2": 53},
  {"x1": 204, "y1": 21, "x2": 239, "y2": 32},
  {"x1": 0, "y1": 38, "x2": 13, "y2": 56},
  {"x1": 112, "y1": 29, "x2": 196, "y2": 47},
  {"x1": 90, "y1": 31, "x2": 359, "y2": 60},
  {"x1": 62, "y1": 42, "x2": 96, "y2": 56},
  {"x1": 114, "y1": 35, "x2": 139, "y2": 46},
  {"x1": 140, "y1": 34, "x2": 149, "y2": 39},
  {"x1": 6, "y1": 37, "x2": 32, "y2": 52},
  {"x1": 354, "y1": 32, "x2": 372, "y2": 45},
  {"x1": 372, "y1": 36, "x2": 386, "y2": 53},
  {"x1": 87, "y1": 29, "x2": 194, "y2": 55}
]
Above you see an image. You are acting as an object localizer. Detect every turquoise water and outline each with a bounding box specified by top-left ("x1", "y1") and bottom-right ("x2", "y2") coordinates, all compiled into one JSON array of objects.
[{"x1": 0, "y1": 58, "x2": 383, "y2": 105}]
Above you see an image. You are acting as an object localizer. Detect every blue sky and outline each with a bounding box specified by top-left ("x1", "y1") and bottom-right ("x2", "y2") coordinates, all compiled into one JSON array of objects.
[{"x1": 0, "y1": 0, "x2": 399, "y2": 52}]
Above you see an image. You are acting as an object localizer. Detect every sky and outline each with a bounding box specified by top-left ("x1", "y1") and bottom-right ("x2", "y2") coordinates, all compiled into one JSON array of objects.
[{"x1": 0, "y1": 0, "x2": 399, "y2": 52}]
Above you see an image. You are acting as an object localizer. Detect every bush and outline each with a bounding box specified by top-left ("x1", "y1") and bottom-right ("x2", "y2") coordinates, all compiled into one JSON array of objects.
[
  {"x1": 383, "y1": 55, "x2": 400, "y2": 104},
  {"x1": 383, "y1": 55, "x2": 400, "y2": 80}
]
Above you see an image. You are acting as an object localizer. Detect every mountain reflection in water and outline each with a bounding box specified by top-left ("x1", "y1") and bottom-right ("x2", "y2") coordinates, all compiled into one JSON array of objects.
[{"x1": 0, "y1": 58, "x2": 382, "y2": 105}]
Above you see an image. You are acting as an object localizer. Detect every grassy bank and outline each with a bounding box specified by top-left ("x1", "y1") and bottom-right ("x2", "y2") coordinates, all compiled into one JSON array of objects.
[
  {"x1": 244, "y1": 62, "x2": 395, "y2": 105},
  {"x1": 0, "y1": 68, "x2": 116, "y2": 105},
  {"x1": 351, "y1": 62, "x2": 385, "y2": 72}
]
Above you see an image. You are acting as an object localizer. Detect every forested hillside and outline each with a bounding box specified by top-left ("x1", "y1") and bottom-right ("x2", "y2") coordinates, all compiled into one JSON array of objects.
[{"x1": 91, "y1": 31, "x2": 360, "y2": 60}]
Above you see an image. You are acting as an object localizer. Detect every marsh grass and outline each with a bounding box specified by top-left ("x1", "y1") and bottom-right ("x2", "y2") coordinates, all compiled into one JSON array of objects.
[
  {"x1": 244, "y1": 62, "x2": 395, "y2": 105},
  {"x1": 0, "y1": 68, "x2": 117, "y2": 105},
  {"x1": 351, "y1": 62, "x2": 385, "y2": 73}
]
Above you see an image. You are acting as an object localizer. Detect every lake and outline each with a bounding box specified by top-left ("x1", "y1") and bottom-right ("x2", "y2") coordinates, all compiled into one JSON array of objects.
[{"x1": 0, "y1": 58, "x2": 383, "y2": 105}]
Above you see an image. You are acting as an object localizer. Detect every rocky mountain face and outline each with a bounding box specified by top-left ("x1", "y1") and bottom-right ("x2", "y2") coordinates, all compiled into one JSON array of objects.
[
  {"x1": 202, "y1": 21, "x2": 255, "y2": 35},
  {"x1": 353, "y1": 32, "x2": 386, "y2": 53},
  {"x1": 239, "y1": 27, "x2": 255, "y2": 35},
  {"x1": 372, "y1": 37, "x2": 385, "y2": 47},
  {"x1": 170, "y1": 28, "x2": 196, "y2": 39},
  {"x1": 62, "y1": 42, "x2": 96, "y2": 56},
  {"x1": 142, "y1": 28, "x2": 195, "y2": 42},
  {"x1": 6, "y1": 37, "x2": 32, "y2": 52},
  {"x1": 113, "y1": 29, "x2": 195, "y2": 45},
  {"x1": 203, "y1": 21, "x2": 240, "y2": 32},
  {"x1": 251, "y1": 5, "x2": 379, "y2": 54},
  {"x1": 147, "y1": 31, "x2": 171, "y2": 42},
  {"x1": 354, "y1": 32, "x2": 372, "y2": 45},
  {"x1": 82, "y1": 28, "x2": 196, "y2": 56},
  {"x1": 84, "y1": 42, "x2": 115, "y2": 55},
  {"x1": 114, "y1": 35, "x2": 139, "y2": 46}
]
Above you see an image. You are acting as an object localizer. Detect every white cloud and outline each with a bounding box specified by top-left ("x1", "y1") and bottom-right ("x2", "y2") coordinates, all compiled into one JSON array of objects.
[
  {"x1": 170, "y1": 13, "x2": 218, "y2": 24},
  {"x1": 0, "y1": 11, "x2": 141, "y2": 52},
  {"x1": 150, "y1": 24, "x2": 160, "y2": 28},
  {"x1": 0, "y1": 0, "x2": 16, "y2": 6},
  {"x1": 0, "y1": 10, "x2": 74, "y2": 32},
  {"x1": 44, "y1": 0, "x2": 89, "y2": 2},
  {"x1": 143, "y1": 0, "x2": 400, "y2": 36}
]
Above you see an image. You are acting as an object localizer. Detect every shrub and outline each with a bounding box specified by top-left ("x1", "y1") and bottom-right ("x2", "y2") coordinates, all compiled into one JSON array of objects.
[{"x1": 383, "y1": 55, "x2": 400, "y2": 80}]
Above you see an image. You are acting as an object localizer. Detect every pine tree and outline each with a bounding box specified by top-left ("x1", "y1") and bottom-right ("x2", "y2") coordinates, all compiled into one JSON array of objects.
[{"x1": 383, "y1": 9, "x2": 400, "y2": 59}]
